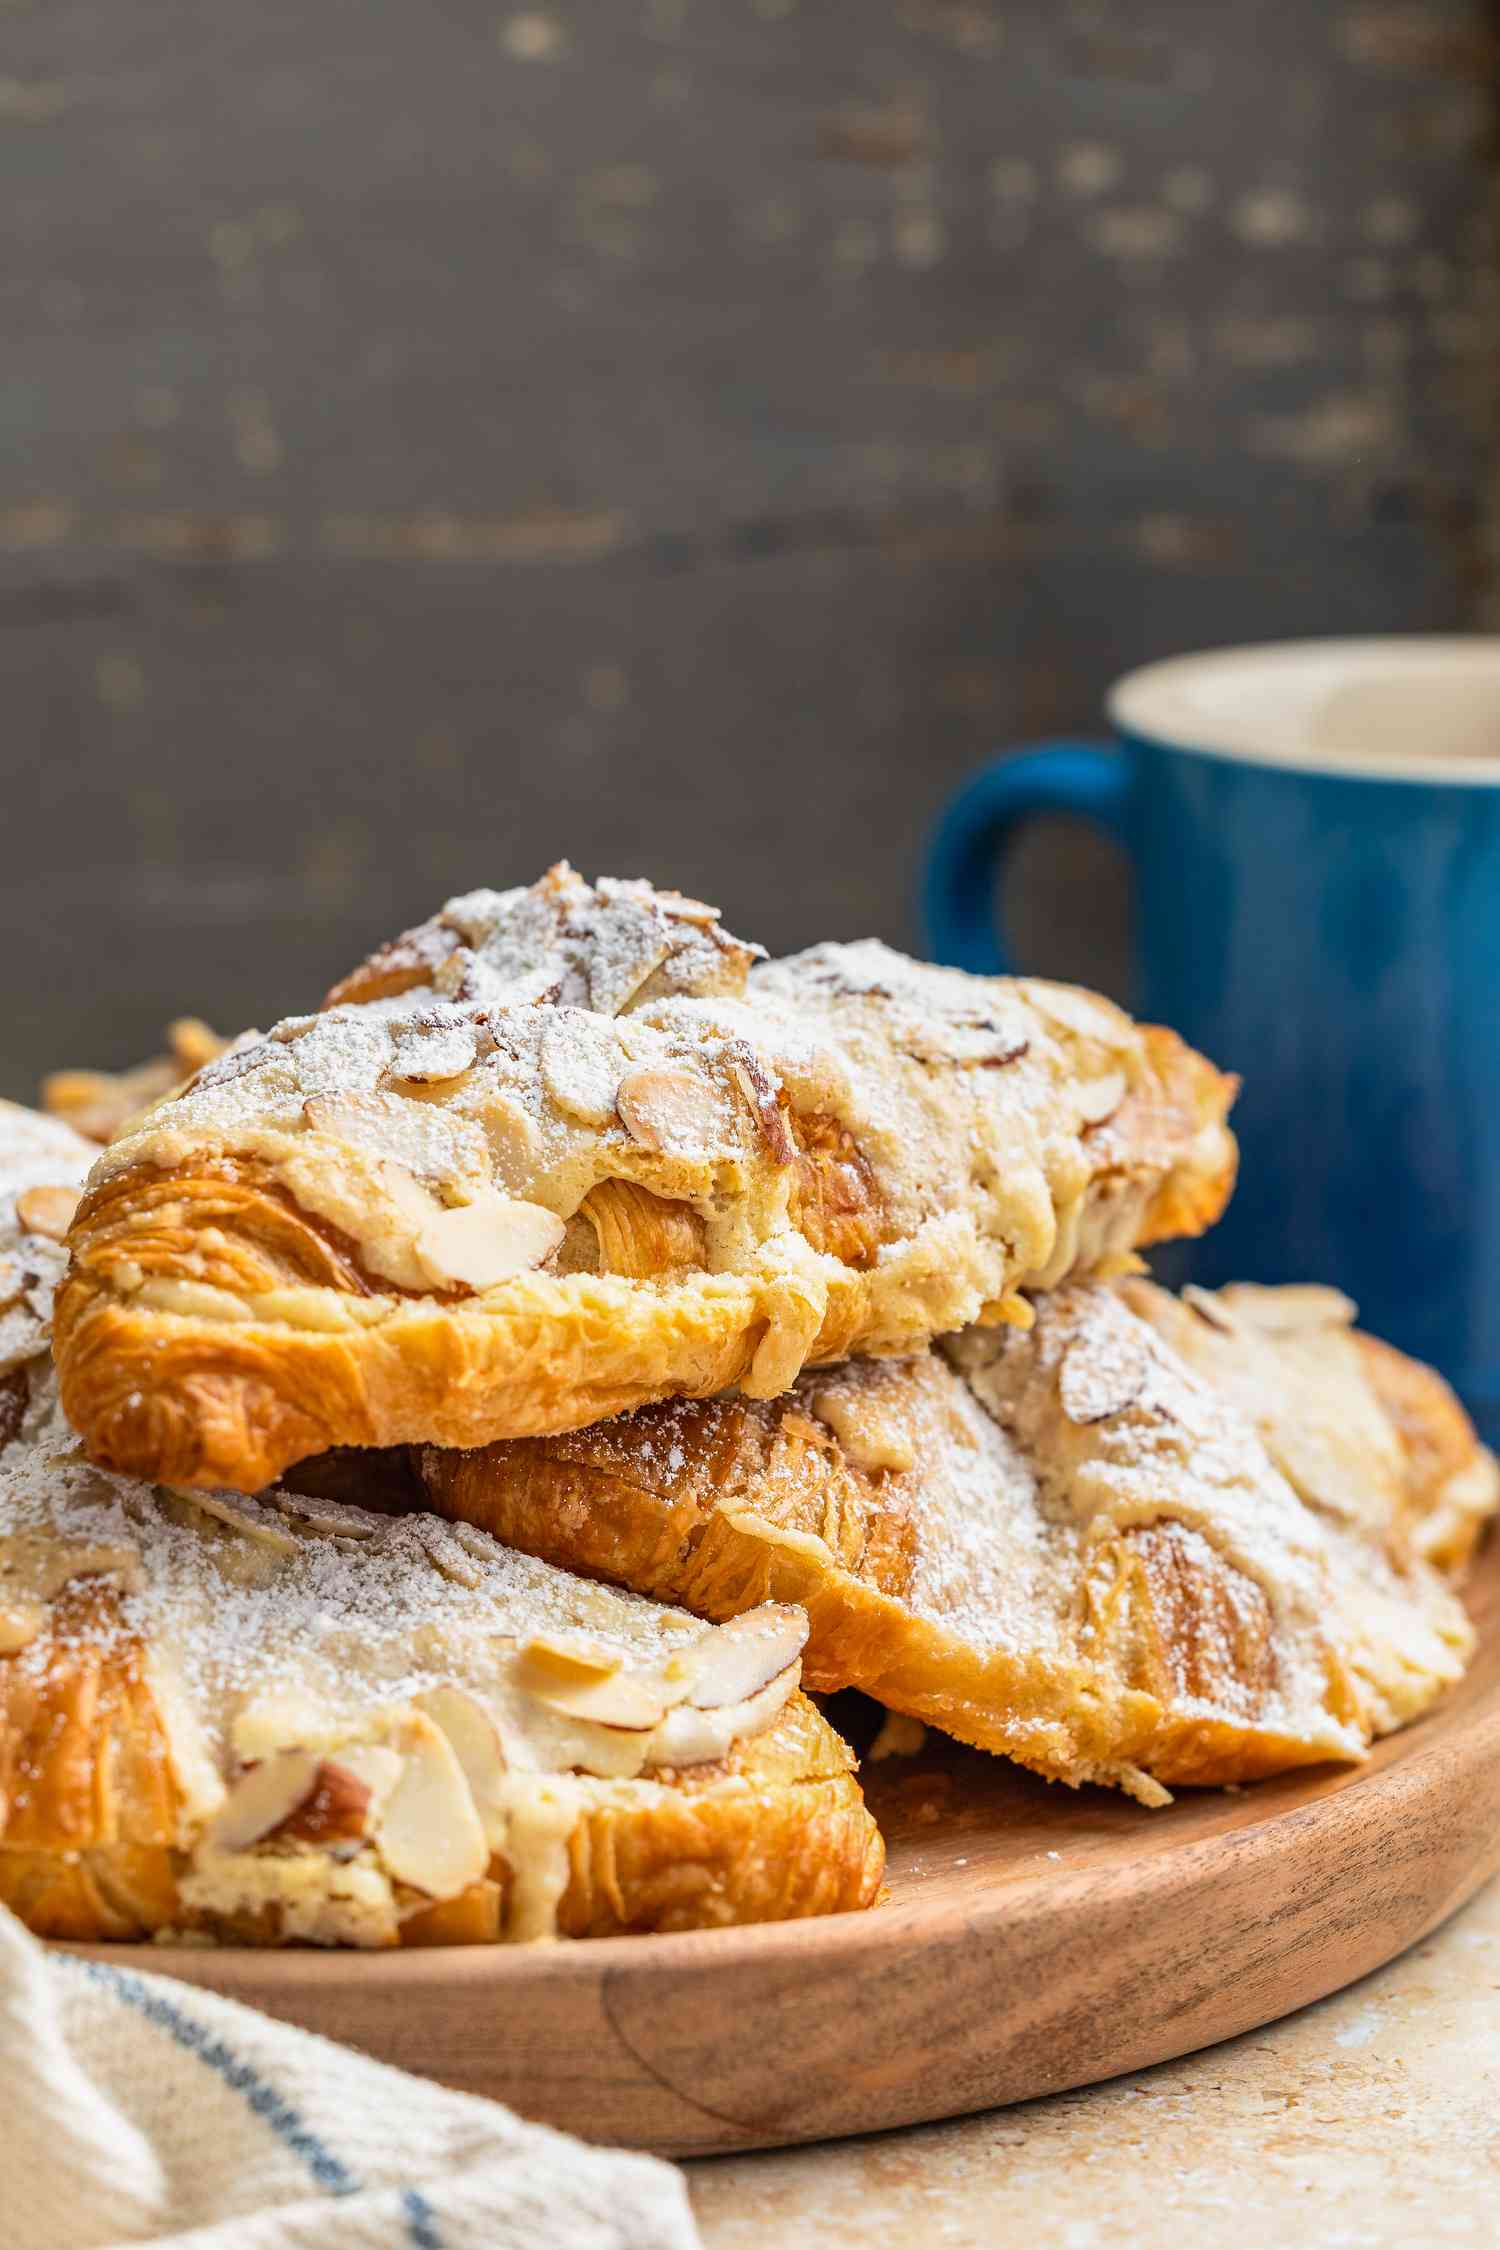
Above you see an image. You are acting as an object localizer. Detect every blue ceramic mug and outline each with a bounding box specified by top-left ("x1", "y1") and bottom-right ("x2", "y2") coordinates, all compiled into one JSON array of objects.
[{"x1": 923, "y1": 637, "x2": 1500, "y2": 1442}]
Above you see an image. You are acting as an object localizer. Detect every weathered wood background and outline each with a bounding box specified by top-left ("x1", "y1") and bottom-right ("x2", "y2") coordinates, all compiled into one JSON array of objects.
[{"x1": 3, "y1": 0, "x2": 1497, "y2": 1093}]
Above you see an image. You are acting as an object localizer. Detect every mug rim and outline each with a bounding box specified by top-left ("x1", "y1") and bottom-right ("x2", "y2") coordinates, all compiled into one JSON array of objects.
[{"x1": 1109, "y1": 634, "x2": 1500, "y2": 786}]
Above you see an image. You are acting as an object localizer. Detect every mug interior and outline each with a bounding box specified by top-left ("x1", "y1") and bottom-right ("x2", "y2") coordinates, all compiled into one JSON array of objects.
[{"x1": 1110, "y1": 637, "x2": 1500, "y2": 782}]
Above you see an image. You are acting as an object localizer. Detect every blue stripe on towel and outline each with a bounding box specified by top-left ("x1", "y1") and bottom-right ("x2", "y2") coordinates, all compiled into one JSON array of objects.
[
  {"x1": 66, "y1": 1957, "x2": 360, "y2": 2192},
  {"x1": 63, "y1": 1956, "x2": 444, "y2": 2247},
  {"x1": 403, "y1": 2188, "x2": 444, "y2": 2249}
]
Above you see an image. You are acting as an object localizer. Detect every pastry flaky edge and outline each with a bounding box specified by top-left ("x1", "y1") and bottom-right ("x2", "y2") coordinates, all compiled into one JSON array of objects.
[
  {"x1": 419, "y1": 1277, "x2": 1498, "y2": 1806},
  {"x1": 54, "y1": 865, "x2": 1237, "y2": 1491},
  {"x1": 42, "y1": 1018, "x2": 227, "y2": 1145},
  {"x1": 0, "y1": 1101, "x2": 882, "y2": 1947}
]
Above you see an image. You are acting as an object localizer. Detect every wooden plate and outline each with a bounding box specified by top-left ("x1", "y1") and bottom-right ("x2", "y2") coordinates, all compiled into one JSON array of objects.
[{"x1": 68, "y1": 1539, "x2": 1500, "y2": 2157}]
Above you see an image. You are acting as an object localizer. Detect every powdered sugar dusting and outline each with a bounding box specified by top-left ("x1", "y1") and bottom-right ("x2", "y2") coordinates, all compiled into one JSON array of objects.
[
  {"x1": 1, "y1": 1366, "x2": 725, "y2": 1780},
  {"x1": 423, "y1": 866, "x2": 760, "y2": 1017},
  {"x1": 950, "y1": 1283, "x2": 1471, "y2": 1744}
]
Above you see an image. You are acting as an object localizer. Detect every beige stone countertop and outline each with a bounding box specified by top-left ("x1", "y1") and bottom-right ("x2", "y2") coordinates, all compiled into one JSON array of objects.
[{"x1": 690, "y1": 1876, "x2": 1500, "y2": 2248}]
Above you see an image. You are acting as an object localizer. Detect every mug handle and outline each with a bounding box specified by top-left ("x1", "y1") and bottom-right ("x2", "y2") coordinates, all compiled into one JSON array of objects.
[{"x1": 922, "y1": 743, "x2": 1130, "y2": 975}]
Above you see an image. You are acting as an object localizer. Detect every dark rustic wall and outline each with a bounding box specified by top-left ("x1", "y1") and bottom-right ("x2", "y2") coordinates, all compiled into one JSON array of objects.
[{"x1": 3, "y1": 0, "x2": 1497, "y2": 1094}]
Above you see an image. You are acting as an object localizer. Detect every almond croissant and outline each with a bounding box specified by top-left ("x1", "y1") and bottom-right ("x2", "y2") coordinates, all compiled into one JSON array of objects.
[
  {"x1": 55, "y1": 865, "x2": 1236, "y2": 1490},
  {"x1": 419, "y1": 1279, "x2": 1495, "y2": 1805}
]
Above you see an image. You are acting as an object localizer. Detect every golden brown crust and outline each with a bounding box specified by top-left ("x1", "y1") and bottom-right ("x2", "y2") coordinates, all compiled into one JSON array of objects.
[
  {"x1": 55, "y1": 870, "x2": 1236, "y2": 1490},
  {"x1": 0, "y1": 1581, "x2": 179, "y2": 1852},
  {"x1": 557, "y1": 1697, "x2": 883, "y2": 1936},
  {"x1": 421, "y1": 1281, "x2": 1486, "y2": 1802},
  {"x1": 56, "y1": 1244, "x2": 772, "y2": 1489}
]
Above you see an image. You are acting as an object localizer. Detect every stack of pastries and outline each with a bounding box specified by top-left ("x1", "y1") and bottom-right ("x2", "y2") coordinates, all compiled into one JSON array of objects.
[{"x1": 1, "y1": 864, "x2": 1492, "y2": 1949}]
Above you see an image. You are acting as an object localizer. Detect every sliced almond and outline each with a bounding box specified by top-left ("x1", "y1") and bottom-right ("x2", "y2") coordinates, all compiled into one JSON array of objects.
[
  {"x1": 475, "y1": 1092, "x2": 540, "y2": 1185},
  {"x1": 0, "y1": 1597, "x2": 45, "y2": 1655},
  {"x1": 303, "y1": 1091, "x2": 403, "y2": 1148},
  {"x1": 1180, "y1": 1284, "x2": 1238, "y2": 1334},
  {"x1": 183, "y1": 1487, "x2": 302, "y2": 1556},
  {"x1": 649, "y1": 1660, "x2": 799, "y2": 1767},
  {"x1": 688, "y1": 1607, "x2": 808, "y2": 1710},
  {"x1": 1023, "y1": 980, "x2": 1129, "y2": 1047},
  {"x1": 415, "y1": 1194, "x2": 565, "y2": 1292},
  {"x1": 269, "y1": 1490, "x2": 381, "y2": 1540},
  {"x1": 440, "y1": 1517, "x2": 506, "y2": 1572},
  {"x1": 809, "y1": 1388, "x2": 916, "y2": 1475},
  {"x1": 301, "y1": 1091, "x2": 488, "y2": 1189},
  {"x1": 373, "y1": 1159, "x2": 443, "y2": 1230},
  {"x1": 15, "y1": 1185, "x2": 80, "y2": 1242},
  {"x1": 1213, "y1": 1283, "x2": 1358, "y2": 1335},
  {"x1": 0, "y1": 1301, "x2": 45, "y2": 1376},
  {"x1": 583, "y1": 901, "x2": 672, "y2": 1014},
  {"x1": 522, "y1": 1631, "x2": 623, "y2": 1683},
  {"x1": 518, "y1": 1649, "x2": 668, "y2": 1731},
  {"x1": 433, "y1": 944, "x2": 484, "y2": 1003},
  {"x1": 146, "y1": 1659, "x2": 225, "y2": 1828},
  {"x1": 615, "y1": 1068, "x2": 714, "y2": 1159},
  {"x1": 38, "y1": 1541, "x2": 145, "y2": 1598},
  {"x1": 387, "y1": 1019, "x2": 477, "y2": 1087},
  {"x1": 1058, "y1": 1326, "x2": 1149, "y2": 1425},
  {"x1": 416, "y1": 1687, "x2": 509, "y2": 1813},
  {"x1": 898, "y1": 1021, "x2": 1030, "y2": 1068},
  {"x1": 406, "y1": 1514, "x2": 486, "y2": 1589},
  {"x1": 333, "y1": 1743, "x2": 406, "y2": 1802},
  {"x1": 539, "y1": 1011, "x2": 626, "y2": 1127},
  {"x1": 663, "y1": 893, "x2": 719, "y2": 927},
  {"x1": 282, "y1": 1761, "x2": 374, "y2": 1848},
  {"x1": 207, "y1": 1749, "x2": 322, "y2": 1852},
  {"x1": 646, "y1": 1702, "x2": 742, "y2": 1768},
  {"x1": 374, "y1": 1716, "x2": 489, "y2": 1898},
  {"x1": 1075, "y1": 1069, "x2": 1128, "y2": 1126},
  {"x1": 277, "y1": 1748, "x2": 402, "y2": 1849},
  {"x1": 728, "y1": 1048, "x2": 795, "y2": 1166}
]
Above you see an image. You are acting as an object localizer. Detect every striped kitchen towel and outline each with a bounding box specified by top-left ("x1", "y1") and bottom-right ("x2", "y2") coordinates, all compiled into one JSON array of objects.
[{"x1": 1, "y1": 1905, "x2": 698, "y2": 2249}]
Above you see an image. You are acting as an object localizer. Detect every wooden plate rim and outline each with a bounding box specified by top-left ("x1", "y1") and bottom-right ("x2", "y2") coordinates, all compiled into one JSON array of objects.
[{"x1": 60, "y1": 1542, "x2": 1500, "y2": 2154}]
